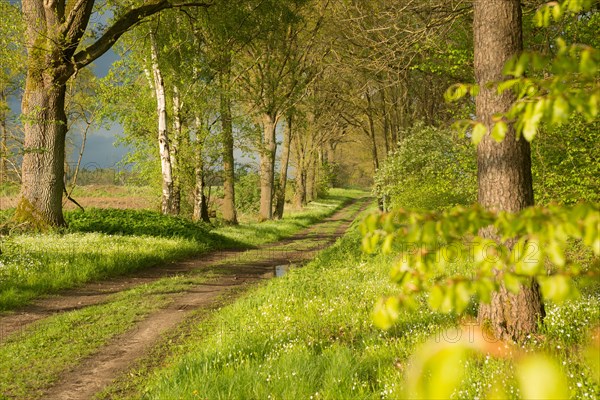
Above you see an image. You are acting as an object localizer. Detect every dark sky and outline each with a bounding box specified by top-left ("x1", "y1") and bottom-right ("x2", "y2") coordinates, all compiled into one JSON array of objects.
[
  {"x1": 68, "y1": 49, "x2": 131, "y2": 170},
  {"x1": 7, "y1": 2, "x2": 130, "y2": 169}
]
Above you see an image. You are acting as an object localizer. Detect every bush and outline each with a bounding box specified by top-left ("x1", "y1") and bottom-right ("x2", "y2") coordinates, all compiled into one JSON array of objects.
[
  {"x1": 374, "y1": 123, "x2": 477, "y2": 210},
  {"x1": 532, "y1": 116, "x2": 600, "y2": 205}
]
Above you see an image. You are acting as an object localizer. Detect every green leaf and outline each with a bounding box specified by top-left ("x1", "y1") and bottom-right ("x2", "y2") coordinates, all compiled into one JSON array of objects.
[
  {"x1": 428, "y1": 285, "x2": 444, "y2": 311},
  {"x1": 539, "y1": 275, "x2": 579, "y2": 303},
  {"x1": 381, "y1": 233, "x2": 395, "y2": 254},
  {"x1": 454, "y1": 282, "x2": 471, "y2": 314},
  {"x1": 503, "y1": 273, "x2": 522, "y2": 294},
  {"x1": 546, "y1": 240, "x2": 566, "y2": 267},
  {"x1": 445, "y1": 83, "x2": 468, "y2": 102},
  {"x1": 551, "y1": 96, "x2": 570, "y2": 125},
  {"x1": 551, "y1": 3, "x2": 563, "y2": 21},
  {"x1": 516, "y1": 355, "x2": 570, "y2": 400},
  {"x1": 372, "y1": 297, "x2": 400, "y2": 330},
  {"x1": 491, "y1": 121, "x2": 508, "y2": 142},
  {"x1": 390, "y1": 259, "x2": 410, "y2": 283},
  {"x1": 471, "y1": 123, "x2": 488, "y2": 145},
  {"x1": 522, "y1": 99, "x2": 546, "y2": 141},
  {"x1": 407, "y1": 341, "x2": 469, "y2": 400}
]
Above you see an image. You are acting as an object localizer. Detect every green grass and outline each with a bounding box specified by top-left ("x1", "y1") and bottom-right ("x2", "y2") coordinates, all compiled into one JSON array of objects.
[
  {"x1": 132, "y1": 217, "x2": 599, "y2": 400},
  {"x1": 0, "y1": 189, "x2": 366, "y2": 311},
  {"x1": 0, "y1": 274, "x2": 211, "y2": 399}
]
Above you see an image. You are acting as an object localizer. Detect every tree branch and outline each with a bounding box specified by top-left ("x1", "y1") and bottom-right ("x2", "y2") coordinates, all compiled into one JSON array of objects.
[
  {"x1": 62, "y1": 0, "x2": 95, "y2": 57},
  {"x1": 72, "y1": 1, "x2": 212, "y2": 71}
]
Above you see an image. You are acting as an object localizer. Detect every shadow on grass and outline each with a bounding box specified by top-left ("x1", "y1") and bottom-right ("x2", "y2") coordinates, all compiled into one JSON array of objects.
[{"x1": 65, "y1": 208, "x2": 244, "y2": 249}]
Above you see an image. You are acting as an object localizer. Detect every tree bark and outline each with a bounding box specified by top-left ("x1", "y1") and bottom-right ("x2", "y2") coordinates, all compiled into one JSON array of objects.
[
  {"x1": 293, "y1": 131, "x2": 307, "y2": 209},
  {"x1": 473, "y1": 0, "x2": 544, "y2": 342},
  {"x1": 306, "y1": 154, "x2": 316, "y2": 203},
  {"x1": 274, "y1": 115, "x2": 293, "y2": 219},
  {"x1": 219, "y1": 61, "x2": 237, "y2": 224},
  {"x1": 365, "y1": 91, "x2": 380, "y2": 175},
  {"x1": 17, "y1": 75, "x2": 68, "y2": 227},
  {"x1": 171, "y1": 84, "x2": 182, "y2": 215},
  {"x1": 258, "y1": 113, "x2": 278, "y2": 221},
  {"x1": 193, "y1": 148, "x2": 210, "y2": 223},
  {"x1": 150, "y1": 30, "x2": 176, "y2": 216}
]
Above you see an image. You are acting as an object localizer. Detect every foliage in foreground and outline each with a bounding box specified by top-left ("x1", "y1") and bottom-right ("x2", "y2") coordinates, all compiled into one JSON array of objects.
[
  {"x1": 137, "y1": 218, "x2": 599, "y2": 399},
  {"x1": 361, "y1": 202, "x2": 599, "y2": 398}
]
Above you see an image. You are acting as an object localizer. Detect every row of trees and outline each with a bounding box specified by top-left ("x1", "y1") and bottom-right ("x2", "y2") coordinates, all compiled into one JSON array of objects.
[{"x1": 1, "y1": 0, "x2": 490, "y2": 227}]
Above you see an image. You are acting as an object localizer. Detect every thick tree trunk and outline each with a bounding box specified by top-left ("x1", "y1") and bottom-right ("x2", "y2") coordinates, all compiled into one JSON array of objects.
[
  {"x1": 473, "y1": 0, "x2": 544, "y2": 342},
  {"x1": 150, "y1": 31, "x2": 176, "y2": 216},
  {"x1": 171, "y1": 85, "x2": 182, "y2": 215},
  {"x1": 17, "y1": 76, "x2": 68, "y2": 227},
  {"x1": 274, "y1": 115, "x2": 292, "y2": 219},
  {"x1": 219, "y1": 65, "x2": 237, "y2": 224},
  {"x1": 258, "y1": 113, "x2": 278, "y2": 221}
]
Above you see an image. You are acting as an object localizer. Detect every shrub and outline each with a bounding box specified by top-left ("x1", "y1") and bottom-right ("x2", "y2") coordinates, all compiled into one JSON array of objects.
[{"x1": 374, "y1": 123, "x2": 477, "y2": 210}]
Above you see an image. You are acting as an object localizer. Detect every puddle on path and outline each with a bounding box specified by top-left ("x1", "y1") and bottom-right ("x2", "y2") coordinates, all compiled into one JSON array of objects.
[{"x1": 275, "y1": 264, "x2": 294, "y2": 277}]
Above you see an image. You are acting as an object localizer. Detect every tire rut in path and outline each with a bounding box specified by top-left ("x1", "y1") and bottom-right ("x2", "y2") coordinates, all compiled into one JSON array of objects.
[{"x1": 40, "y1": 198, "x2": 370, "y2": 400}]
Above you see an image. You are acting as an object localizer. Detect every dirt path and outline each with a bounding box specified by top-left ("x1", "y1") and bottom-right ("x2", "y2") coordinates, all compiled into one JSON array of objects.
[{"x1": 12, "y1": 198, "x2": 369, "y2": 400}]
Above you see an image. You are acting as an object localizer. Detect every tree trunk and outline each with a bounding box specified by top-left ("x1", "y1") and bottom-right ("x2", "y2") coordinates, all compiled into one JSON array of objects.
[
  {"x1": 171, "y1": 85, "x2": 182, "y2": 215},
  {"x1": 0, "y1": 90, "x2": 7, "y2": 182},
  {"x1": 150, "y1": 30, "x2": 175, "y2": 216},
  {"x1": 306, "y1": 154, "x2": 316, "y2": 203},
  {"x1": 193, "y1": 116, "x2": 210, "y2": 223},
  {"x1": 274, "y1": 115, "x2": 292, "y2": 219},
  {"x1": 219, "y1": 62, "x2": 237, "y2": 224},
  {"x1": 16, "y1": 76, "x2": 68, "y2": 227},
  {"x1": 365, "y1": 91, "x2": 380, "y2": 174},
  {"x1": 193, "y1": 147, "x2": 210, "y2": 223},
  {"x1": 473, "y1": 0, "x2": 544, "y2": 342},
  {"x1": 259, "y1": 113, "x2": 278, "y2": 221},
  {"x1": 380, "y1": 85, "x2": 391, "y2": 156},
  {"x1": 293, "y1": 131, "x2": 307, "y2": 209}
]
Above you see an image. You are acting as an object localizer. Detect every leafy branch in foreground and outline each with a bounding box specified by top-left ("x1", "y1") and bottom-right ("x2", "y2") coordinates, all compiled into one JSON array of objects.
[
  {"x1": 445, "y1": 0, "x2": 599, "y2": 144},
  {"x1": 361, "y1": 203, "x2": 599, "y2": 330},
  {"x1": 361, "y1": 201, "x2": 599, "y2": 399}
]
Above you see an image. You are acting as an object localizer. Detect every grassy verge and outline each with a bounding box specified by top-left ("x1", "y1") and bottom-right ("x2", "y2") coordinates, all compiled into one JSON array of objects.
[
  {"x1": 132, "y1": 216, "x2": 599, "y2": 400},
  {"x1": 0, "y1": 188, "x2": 366, "y2": 311}
]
